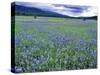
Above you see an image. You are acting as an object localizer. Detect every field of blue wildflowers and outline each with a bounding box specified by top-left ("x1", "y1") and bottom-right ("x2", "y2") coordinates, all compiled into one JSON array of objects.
[{"x1": 14, "y1": 16, "x2": 97, "y2": 73}]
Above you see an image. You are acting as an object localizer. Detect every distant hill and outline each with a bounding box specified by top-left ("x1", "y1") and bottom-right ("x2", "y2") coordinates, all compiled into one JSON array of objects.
[
  {"x1": 11, "y1": 3, "x2": 69, "y2": 18},
  {"x1": 11, "y1": 2, "x2": 97, "y2": 20}
]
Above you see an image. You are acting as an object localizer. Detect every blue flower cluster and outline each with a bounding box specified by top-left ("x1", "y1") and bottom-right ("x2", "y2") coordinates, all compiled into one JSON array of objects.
[{"x1": 13, "y1": 16, "x2": 97, "y2": 73}]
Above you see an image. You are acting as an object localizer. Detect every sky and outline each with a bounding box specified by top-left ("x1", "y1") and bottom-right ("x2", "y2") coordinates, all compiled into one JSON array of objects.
[
  {"x1": 11, "y1": 0, "x2": 98, "y2": 6},
  {"x1": 15, "y1": 1, "x2": 98, "y2": 17}
]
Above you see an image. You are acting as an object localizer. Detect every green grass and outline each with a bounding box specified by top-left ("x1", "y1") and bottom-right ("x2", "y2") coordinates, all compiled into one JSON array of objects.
[{"x1": 13, "y1": 16, "x2": 97, "y2": 73}]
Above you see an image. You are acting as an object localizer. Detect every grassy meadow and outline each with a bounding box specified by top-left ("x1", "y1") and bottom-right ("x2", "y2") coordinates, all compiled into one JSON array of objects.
[{"x1": 13, "y1": 16, "x2": 97, "y2": 73}]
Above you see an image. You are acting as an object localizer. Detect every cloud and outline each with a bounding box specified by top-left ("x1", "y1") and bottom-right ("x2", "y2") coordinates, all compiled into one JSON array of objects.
[
  {"x1": 80, "y1": 7, "x2": 98, "y2": 17},
  {"x1": 15, "y1": 2, "x2": 97, "y2": 17}
]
